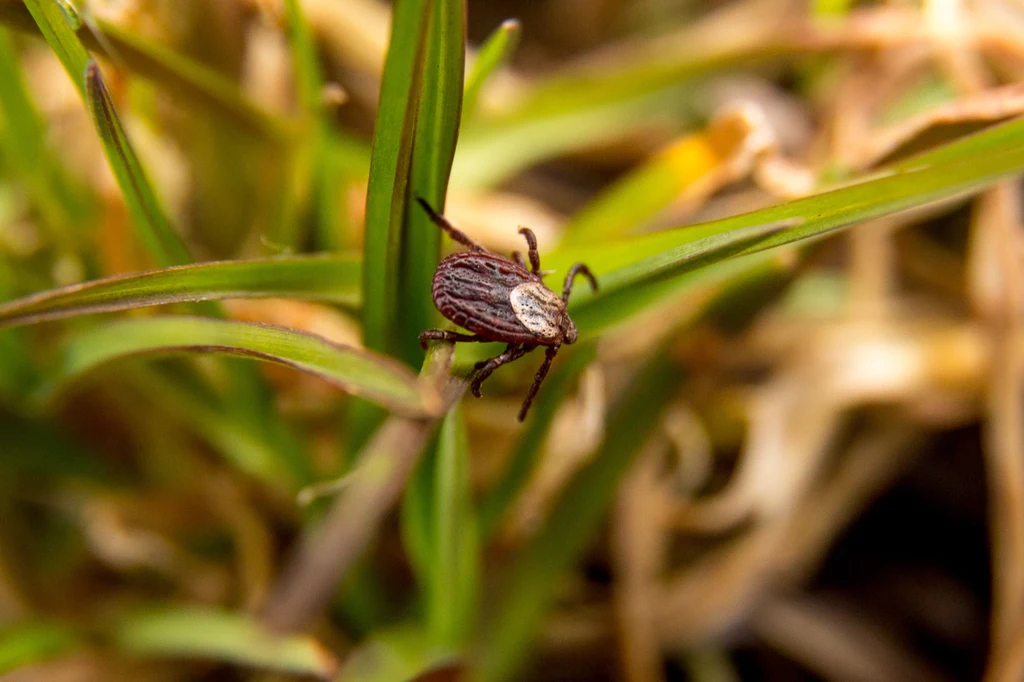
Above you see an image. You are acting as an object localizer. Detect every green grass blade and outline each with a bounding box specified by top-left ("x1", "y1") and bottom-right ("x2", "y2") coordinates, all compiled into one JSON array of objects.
[
  {"x1": 0, "y1": 621, "x2": 80, "y2": 674},
  {"x1": 2, "y1": 0, "x2": 285, "y2": 140},
  {"x1": 463, "y1": 19, "x2": 521, "y2": 118},
  {"x1": 39, "y1": 316, "x2": 441, "y2": 418},
  {"x1": 362, "y1": 0, "x2": 434, "y2": 356},
  {"x1": 113, "y1": 607, "x2": 337, "y2": 677},
  {"x1": 0, "y1": 254, "x2": 361, "y2": 328},
  {"x1": 478, "y1": 354, "x2": 683, "y2": 682},
  {"x1": 544, "y1": 128, "x2": 1024, "y2": 336},
  {"x1": 0, "y1": 28, "x2": 90, "y2": 242},
  {"x1": 337, "y1": 626, "x2": 456, "y2": 682},
  {"x1": 85, "y1": 63, "x2": 194, "y2": 266},
  {"x1": 427, "y1": 403, "x2": 478, "y2": 648},
  {"x1": 479, "y1": 343, "x2": 596, "y2": 540},
  {"x1": 401, "y1": 0, "x2": 466, "y2": 365},
  {"x1": 23, "y1": 0, "x2": 193, "y2": 266}
]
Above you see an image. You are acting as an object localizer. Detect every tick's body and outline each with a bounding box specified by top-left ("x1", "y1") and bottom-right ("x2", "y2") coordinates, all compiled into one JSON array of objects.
[
  {"x1": 431, "y1": 252, "x2": 567, "y2": 345},
  {"x1": 417, "y1": 199, "x2": 596, "y2": 421}
]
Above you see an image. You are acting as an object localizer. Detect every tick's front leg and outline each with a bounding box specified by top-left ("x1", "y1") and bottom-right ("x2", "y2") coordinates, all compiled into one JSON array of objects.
[
  {"x1": 418, "y1": 329, "x2": 487, "y2": 350},
  {"x1": 471, "y1": 343, "x2": 533, "y2": 397}
]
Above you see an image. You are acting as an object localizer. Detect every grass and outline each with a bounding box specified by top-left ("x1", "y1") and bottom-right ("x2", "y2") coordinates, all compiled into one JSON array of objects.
[{"x1": 1, "y1": 1, "x2": 1023, "y2": 681}]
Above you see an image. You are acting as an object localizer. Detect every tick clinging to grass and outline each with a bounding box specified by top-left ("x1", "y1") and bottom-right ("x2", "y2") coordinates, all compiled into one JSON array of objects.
[{"x1": 417, "y1": 198, "x2": 598, "y2": 421}]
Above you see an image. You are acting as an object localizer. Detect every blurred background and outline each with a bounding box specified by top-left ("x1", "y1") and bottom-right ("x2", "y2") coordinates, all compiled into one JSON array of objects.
[{"x1": 2, "y1": 0, "x2": 1024, "y2": 680}]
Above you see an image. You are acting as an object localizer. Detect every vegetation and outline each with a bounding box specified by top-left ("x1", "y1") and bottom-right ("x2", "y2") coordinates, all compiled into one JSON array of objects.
[{"x1": 1, "y1": 0, "x2": 1023, "y2": 680}]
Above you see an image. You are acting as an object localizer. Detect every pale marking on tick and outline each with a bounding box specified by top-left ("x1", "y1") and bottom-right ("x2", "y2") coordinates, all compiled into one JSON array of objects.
[{"x1": 509, "y1": 281, "x2": 564, "y2": 341}]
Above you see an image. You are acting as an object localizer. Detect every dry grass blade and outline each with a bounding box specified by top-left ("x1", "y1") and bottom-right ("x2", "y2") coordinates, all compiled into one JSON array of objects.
[{"x1": 261, "y1": 347, "x2": 463, "y2": 632}]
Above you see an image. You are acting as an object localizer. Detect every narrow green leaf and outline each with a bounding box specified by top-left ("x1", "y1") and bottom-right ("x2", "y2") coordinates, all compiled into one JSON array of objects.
[
  {"x1": 39, "y1": 316, "x2": 441, "y2": 418},
  {"x1": 452, "y1": 27, "x2": 791, "y2": 189},
  {"x1": 23, "y1": 1, "x2": 192, "y2": 265},
  {"x1": 544, "y1": 128, "x2": 1024, "y2": 337},
  {"x1": 269, "y1": 0, "x2": 327, "y2": 252},
  {"x1": 479, "y1": 354, "x2": 682, "y2": 682},
  {"x1": 427, "y1": 404, "x2": 478, "y2": 648},
  {"x1": 85, "y1": 62, "x2": 193, "y2": 267},
  {"x1": 401, "y1": 0, "x2": 466, "y2": 365},
  {"x1": 337, "y1": 626, "x2": 456, "y2": 682},
  {"x1": 0, "y1": 255, "x2": 361, "y2": 328},
  {"x1": 113, "y1": 608, "x2": 337, "y2": 677},
  {"x1": 21, "y1": 0, "x2": 90, "y2": 95},
  {"x1": 3, "y1": 0, "x2": 286, "y2": 140},
  {"x1": 362, "y1": 0, "x2": 434, "y2": 356},
  {"x1": 463, "y1": 19, "x2": 521, "y2": 118},
  {"x1": 284, "y1": 0, "x2": 323, "y2": 113},
  {"x1": 0, "y1": 621, "x2": 79, "y2": 674},
  {"x1": 479, "y1": 343, "x2": 596, "y2": 539},
  {"x1": 0, "y1": 28, "x2": 90, "y2": 241}
]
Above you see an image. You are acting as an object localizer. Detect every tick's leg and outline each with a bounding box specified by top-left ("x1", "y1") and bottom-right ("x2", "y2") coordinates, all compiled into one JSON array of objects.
[
  {"x1": 416, "y1": 198, "x2": 486, "y2": 252},
  {"x1": 511, "y1": 250, "x2": 527, "y2": 269},
  {"x1": 419, "y1": 329, "x2": 487, "y2": 350},
  {"x1": 517, "y1": 227, "x2": 541, "y2": 274},
  {"x1": 561, "y1": 262, "x2": 599, "y2": 303},
  {"x1": 471, "y1": 343, "x2": 532, "y2": 398},
  {"x1": 518, "y1": 343, "x2": 560, "y2": 421}
]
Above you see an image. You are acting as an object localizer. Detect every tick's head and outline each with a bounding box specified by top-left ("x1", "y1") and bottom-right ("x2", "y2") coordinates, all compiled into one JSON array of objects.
[{"x1": 561, "y1": 314, "x2": 578, "y2": 344}]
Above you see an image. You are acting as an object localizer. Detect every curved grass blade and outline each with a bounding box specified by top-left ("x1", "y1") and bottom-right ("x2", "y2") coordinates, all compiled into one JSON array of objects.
[
  {"x1": 402, "y1": 0, "x2": 466, "y2": 365},
  {"x1": 85, "y1": 63, "x2": 193, "y2": 267},
  {"x1": 451, "y1": 4, "x2": 793, "y2": 189},
  {"x1": 543, "y1": 129, "x2": 1024, "y2": 336},
  {"x1": 479, "y1": 354, "x2": 682, "y2": 682},
  {"x1": 0, "y1": 255, "x2": 361, "y2": 329},
  {"x1": 39, "y1": 316, "x2": 441, "y2": 418},
  {"x1": 1, "y1": 0, "x2": 285, "y2": 140},
  {"x1": 463, "y1": 19, "x2": 521, "y2": 118},
  {"x1": 113, "y1": 608, "x2": 338, "y2": 677},
  {"x1": 362, "y1": 0, "x2": 434, "y2": 356},
  {"x1": 337, "y1": 626, "x2": 457, "y2": 682}
]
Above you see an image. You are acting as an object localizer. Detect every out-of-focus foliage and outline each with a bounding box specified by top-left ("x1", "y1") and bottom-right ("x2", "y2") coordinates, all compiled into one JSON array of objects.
[{"x1": 1, "y1": 1, "x2": 1024, "y2": 681}]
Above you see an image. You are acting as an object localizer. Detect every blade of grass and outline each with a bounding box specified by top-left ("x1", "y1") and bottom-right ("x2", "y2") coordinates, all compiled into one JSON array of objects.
[
  {"x1": 0, "y1": 254, "x2": 361, "y2": 328},
  {"x1": 362, "y1": 0, "x2": 434, "y2": 357},
  {"x1": 426, "y1": 403, "x2": 478, "y2": 648},
  {"x1": 262, "y1": 346, "x2": 462, "y2": 632},
  {"x1": 463, "y1": 19, "x2": 521, "y2": 118},
  {"x1": 1, "y1": 0, "x2": 286, "y2": 141},
  {"x1": 37, "y1": 316, "x2": 441, "y2": 419},
  {"x1": 0, "y1": 28, "x2": 91, "y2": 243},
  {"x1": 112, "y1": 607, "x2": 338, "y2": 677},
  {"x1": 0, "y1": 621, "x2": 79, "y2": 674},
  {"x1": 478, "y1": 353, "x2": 682, "y2": 682},
  {"x1": 269, "y1": 0, "x2": 328, "y2": 252},
  {"x1": 401, "y1": 0, "x2": 466, "y2": 365},
  {"x1": 337, "y1": 625, "x2": 456, "y2": 682},
  {"x1": 542, "y1": 130, "x2": 1024, "y2": 336},
  {"x1": 478, "y1": 343, "x2": 597, "y2": 540},
  {"x1": 451, "y1": 4, "x2": 796, "y2": 189},
  {"x1": 85, "y1": 62, "x2": 194, "y2": 267},
  {"x1": 23, "y1": 0, "x2": 308, "y2": 475},
  {"x1": 559, "y1": 114, "x2": 763, "y2": 246}
]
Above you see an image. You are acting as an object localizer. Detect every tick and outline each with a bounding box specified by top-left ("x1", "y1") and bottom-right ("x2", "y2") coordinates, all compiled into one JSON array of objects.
[{"x1": 417, "y1": 198, "x2": 597, "y2": 421}]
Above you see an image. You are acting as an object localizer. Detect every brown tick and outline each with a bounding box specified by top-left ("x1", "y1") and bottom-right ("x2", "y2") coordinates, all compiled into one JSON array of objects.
[{"x1": 416, "y1": 198, "x2": 597, "y2": 421}]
